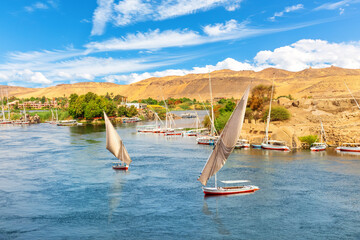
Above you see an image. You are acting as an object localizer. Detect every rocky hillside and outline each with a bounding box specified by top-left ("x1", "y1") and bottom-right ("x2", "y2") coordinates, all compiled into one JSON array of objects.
[{"x1": 2, "y1": 66, "x2": 360, "y2": 100}]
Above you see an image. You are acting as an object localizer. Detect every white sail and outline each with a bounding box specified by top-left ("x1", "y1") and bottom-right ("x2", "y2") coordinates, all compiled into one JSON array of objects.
[
  {"x1": 198, "y1": 85, "x2": 251, "y2": 186},
  {"x1": 104, "y1": 112, "x2": 132, "y2": 165},
  {"x1": 264, "y1": 79, "x2": 275, "y2": 143}
]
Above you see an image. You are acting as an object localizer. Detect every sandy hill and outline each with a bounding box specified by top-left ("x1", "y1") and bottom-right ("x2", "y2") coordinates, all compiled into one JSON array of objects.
[{"x1": 2, "y1": 66, "x2": 360, "y2": 100}]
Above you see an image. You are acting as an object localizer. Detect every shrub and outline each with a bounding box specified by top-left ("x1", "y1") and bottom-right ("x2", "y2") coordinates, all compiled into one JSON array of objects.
[
  {"x1": 299, "y1": 135, "x2": 318, "y2": 146},
  {"x1": 262, "y1": 106, "x2": 291, "y2": 121}
]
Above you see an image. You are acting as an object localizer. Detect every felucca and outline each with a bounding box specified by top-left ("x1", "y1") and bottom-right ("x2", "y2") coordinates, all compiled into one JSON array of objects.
[
  {"x1": 310, "y1": 119, "x2": 327, "y2": 152},
  {"x1": 197, "y1": 72, "x2": 218, "y2": 145},
  {"x1": 0, "y1": 89, "x2": 11, "y2": 125},
  {"x1": 261, "y1": 80, "x2": 290, "y2": 151},
  {"x1": 104, "y1": 112, "x2": 132, "y2": 170},
  {"x1": 198, "y1": 86, "x2": 259, "y2": 195},
  {"x1": 335, "y1": 82, "x2": 360, "y2": 152}
]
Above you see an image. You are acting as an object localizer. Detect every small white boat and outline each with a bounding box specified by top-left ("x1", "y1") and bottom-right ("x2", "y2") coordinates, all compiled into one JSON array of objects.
[
  {"x1": 203, "y1": 180, "x2": 259, "y2": 195},
  {"x1": 261, "y1": 140, "x2": 290, "y2": 151},
  {"x1": 336, "y1": 143, "x2": 360, "y2": 153},
  {"x1": 261, "y1": 79, "x2": 290, "y2": 152},
  {"x1": 234, "y1": 139, "x2": 250, "y2": 149},
  {"x1": 57, "y1": 120, "x2": 79, "y2": 126},
  {"x1": 198, "y1": 85, "x2": 259, "y2": 196},
  {"x1": 310, "y1": 142, "x2": 326, "y2": 152},
  {"x1": 196, "y1": 136, "x2": 219, "y2": 145},
  {"x1": 104, "y1": 112, "x2": 132, "y2": 171},
  {"x1": 310, "y1": 119, "x2": 327, "y2": 152}
]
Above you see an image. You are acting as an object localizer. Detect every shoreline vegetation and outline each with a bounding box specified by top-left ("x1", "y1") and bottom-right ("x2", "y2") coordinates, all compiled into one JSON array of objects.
[{"x1": 2, "y1": 82, "x2": 360, "y2": 148}]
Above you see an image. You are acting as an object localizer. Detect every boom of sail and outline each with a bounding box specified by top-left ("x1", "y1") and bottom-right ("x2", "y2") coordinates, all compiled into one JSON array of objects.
[
  {"x1": 104, "y1": 112, "x2": 132, "y2": 165},
  {"x1": 198, "y1": 85, "x2": 250, "y2": 186}
]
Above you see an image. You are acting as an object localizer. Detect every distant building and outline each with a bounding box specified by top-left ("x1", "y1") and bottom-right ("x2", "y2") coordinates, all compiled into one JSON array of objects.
[{"x1": 119, "y1": 102, "x2": 147, "y2": 110}]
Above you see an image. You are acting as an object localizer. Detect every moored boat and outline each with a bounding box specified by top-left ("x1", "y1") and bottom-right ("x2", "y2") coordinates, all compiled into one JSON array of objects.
[
  {"x1": 196, "y1": 136, "x2": 218, "y2": 145},
  {"x1": 234, "y1": 139, "x2": 250, "y2": 149},
  {"x1": 336, "y1": 143, "x2": 360, "y2": 152},
  {"x1": 310, "y1": 143, "x2": 327, "y2": 151},
  {"x1": 251, "y1": 144, "x2": 262, "y2": 149},
  {"x1": 261, "y1": 140, "x2": 290, "y2": 151},
  {"x1": 261, "y1": 79, "x2": 290, "y2": 152},
  {"x1": 57, "y1": 120, "x2": 79, "y2": 126}
]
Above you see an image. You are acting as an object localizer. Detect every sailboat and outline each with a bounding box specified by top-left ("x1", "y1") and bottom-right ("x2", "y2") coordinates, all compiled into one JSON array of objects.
[
  {"x1": 0, "y1": 90, "x2": 9, "y2": 124},
  {"x1": 335, "y1": 81, "x2": 360, "y2": 153},
  {"x1": 104, "y1": 112, "x2": 132, "y2": 170},
  {"x1": 261, "y1": 80, "x2": 290, "y2": 151},
  {"x1": 197, "y1": 72, "x2": 219, "y2": 145},
  {"x1": 198, "y1": 86, "x2": 259, "y2": 195},
  {"x1": 310, "y1": 119, "x2": 327, "y2": 152}
]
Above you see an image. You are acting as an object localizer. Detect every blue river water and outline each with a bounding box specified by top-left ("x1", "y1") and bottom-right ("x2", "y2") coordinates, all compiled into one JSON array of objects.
[{"x1": 0, "y1": 122, "x2": 359, "y2": 239}]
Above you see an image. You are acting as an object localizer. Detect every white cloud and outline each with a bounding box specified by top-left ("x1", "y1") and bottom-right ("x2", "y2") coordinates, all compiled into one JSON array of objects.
[
  {"x1": 104, "y1": 39, "x2": 360, "y2": 84},
  {"x1": 3, "y1": 39, "x2": 360, "y2": 87},
  {"x1": 87, "y1": 29, "x2": 203, "y2": 51},
  {"x1": 254, "y1": 39, "x2": 360, "y2": 71},
  {"x1": 203, "y1": 19, "x2": 247, "y2": 36},
  {"x1": 24, "y1": 1, "x2": 54, "y2": 12},
  {"x1": 86, "y1": 19, "x2": 323, "y2": 52},
  {"x1": 269, "y1": 4, "x2": 304, "y2": 21},
  {"x1": 104, "y1": 58, "x2": 255, "y2": 84},
  {"x1": 91, "y1": 0, "x2": 114, "y2": 36},
  {"x1": 315, "y1": 0, "x2": 355, "y2": 10},
  {"x1": 12, "y1": 69, "x2": 52, "y2": 84},
  {"x1": 91, "y1": 0, "x2": 243, "y2": 35},
  {"x1": 155, "y1": 0, "x2": 242, "y2": 20}
]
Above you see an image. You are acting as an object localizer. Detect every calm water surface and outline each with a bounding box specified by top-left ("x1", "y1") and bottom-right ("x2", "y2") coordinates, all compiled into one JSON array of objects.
[{"x1": 0, "y1": 121, "x2": 359, "y2": 239}]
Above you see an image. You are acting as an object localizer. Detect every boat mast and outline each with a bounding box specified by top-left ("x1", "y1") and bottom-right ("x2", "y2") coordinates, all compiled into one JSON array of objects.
[
  {"x1": 6, "y1": 90, "x2": 10, "y2": 120},
  {"x1": 24, "y1": 106, "x2": 27, "y2": 122},
  {"x1": 265, "y1": 79, "x2": 275, "y2": 143},
  {"x1": 209, "y1": 71, "x2": 215, "y2": 136},
  {"x1": 344, "y1": 81, "x2": 360, "y2": 110},
  {"x1": 1, "y1": 89, "x2": 5, "y2": 121},
  {"x1": 162, "y1": 97, "x2": 168, "y2": 129},
  {"x1": 320, "y1": 119, "x2": 327, "y2": 143}
]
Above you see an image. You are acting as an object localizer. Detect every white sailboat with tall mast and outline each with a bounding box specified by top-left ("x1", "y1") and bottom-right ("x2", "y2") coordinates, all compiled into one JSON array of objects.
[
  {"x1": 197, "y1": 71, "x2": 218, "y2": 145},
  {"x1": 1, "y1": 89, "x2": 13, "y2": 124},
  {"x1": 310, "y1": 119, "x2": 327, "y2": 151},
  {"x1": 104, "y1": 112, "x2": 132, "y2": 170},
  {"x1": 261, "y1": 80, "x2": 290, "y2": 151},
  {"x1": 335, "y1": 81, "x2": 360, "y2": 153},
  {"x1": 198, "y1": 85, "x2": 259, "y2": 195}
]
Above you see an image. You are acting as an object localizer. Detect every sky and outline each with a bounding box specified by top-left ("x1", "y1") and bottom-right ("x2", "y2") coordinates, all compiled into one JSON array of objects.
[{"x1": 0, "y1": 0, "x2": 360, "y2": 87}]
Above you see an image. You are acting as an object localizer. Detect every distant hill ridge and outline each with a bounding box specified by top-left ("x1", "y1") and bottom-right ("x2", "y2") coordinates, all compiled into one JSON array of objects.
[{"x1": 2, "y1": 66, "x2": 360, "y2": 100}]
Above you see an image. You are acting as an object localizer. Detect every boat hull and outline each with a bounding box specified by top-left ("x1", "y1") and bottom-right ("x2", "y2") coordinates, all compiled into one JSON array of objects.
[
  {"x1": 203, "y1": 186, "x2": 259, "y2": 195},
  {"x1": 310, "y1": 147, "x2": 326, "y2": 152},
  {"x1": 234, "y1": 144, "x2": 250, "y2": 149},
  {"x1": 112, "y1": 165, "x2": 129, "y2": 170},
  {"x1": 336, "y1": 147, "x2": 360, "y2": 152},
  {"x1": 261, "y1": 143, "x2": 290, "y2": 151}
]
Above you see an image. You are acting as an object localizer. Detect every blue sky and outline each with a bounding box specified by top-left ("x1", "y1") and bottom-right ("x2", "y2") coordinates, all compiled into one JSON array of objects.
[{"x1": 0, "y1": 0, "x2": 360, "y2": 87}]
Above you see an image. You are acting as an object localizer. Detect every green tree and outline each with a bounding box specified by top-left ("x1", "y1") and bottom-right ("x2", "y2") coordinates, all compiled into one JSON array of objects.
[
  {"x1": 262, "y1": 106, "x2": 291, "y2": 121},
  {"x1": 126, "y1": 105, "x2": 138, "y2": 117},
  {"x1": 215, "y1": 111, "x2": 232, "y2": 132},
  {"x1": 118, "y1": 106, "x2": 128, "y2": 116},
  {"x1": 40, "y1": 96, "x2": 46, "y2": 104},
  {"x1": 84, "y1": 100, "x2": 102, "y2": 119}
]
